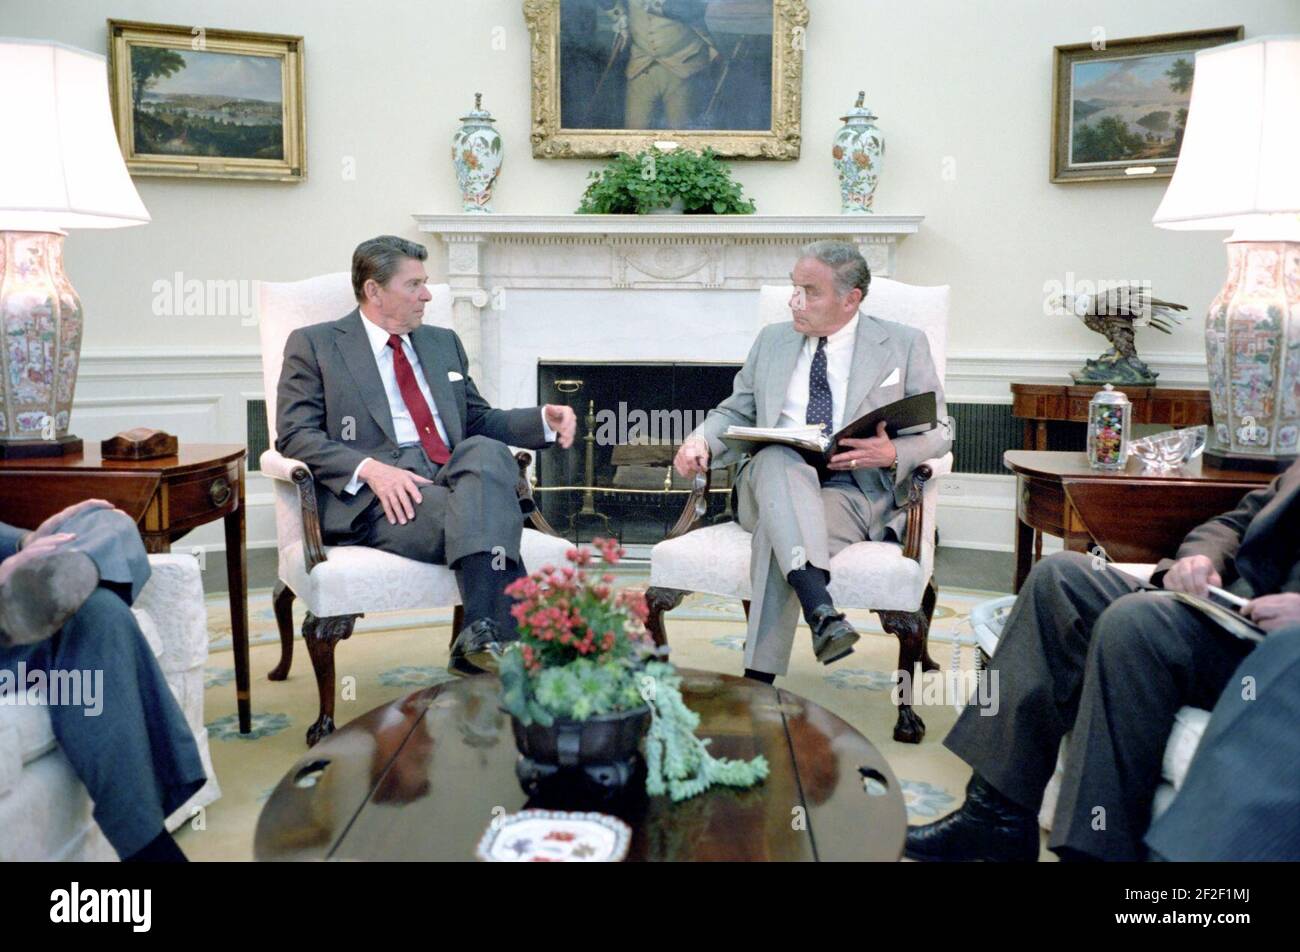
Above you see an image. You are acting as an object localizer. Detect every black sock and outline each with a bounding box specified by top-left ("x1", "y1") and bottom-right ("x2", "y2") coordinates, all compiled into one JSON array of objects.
[
  {"x1": 123, "y1": 829, "x2": 187, "y2": 863},
  {"x1": 495, "y1": 558, "x2": 527, "y2": 633},
  {"x1": 744, "y1": 668, "x2": 776, "y2": 684},
  {"x1": 786, "y1": 566, "x2": 832, "y2": 624},
  {"x1": 454, "y1": 552, "x2": 503, "y2": 626}
]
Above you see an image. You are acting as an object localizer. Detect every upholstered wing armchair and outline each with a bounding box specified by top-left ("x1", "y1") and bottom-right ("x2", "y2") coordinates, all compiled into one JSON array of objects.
[
  {"x1": 255, "y1": 273, "x2": 572, "y2": 745},
  {"x1": 647, "y1": 280, "x2": 955, "y2": 744}
]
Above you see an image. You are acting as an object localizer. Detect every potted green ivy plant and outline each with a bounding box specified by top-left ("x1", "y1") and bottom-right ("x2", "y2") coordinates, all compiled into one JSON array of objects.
[
  {"x1": 500, "y1": 537, "x2": 768, "y2": 800},
  {"x1": 576, "y1": 147, "x2": 757, "y2": 215}
]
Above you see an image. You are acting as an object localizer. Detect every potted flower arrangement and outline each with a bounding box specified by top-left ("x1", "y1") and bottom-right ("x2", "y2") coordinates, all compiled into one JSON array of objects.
[
  {"x1": 576, "y1": 147, "x2": 757, "y2": 215},
  {"x1": 499, "y1": 538, "x2": 768, "y2": 801}
]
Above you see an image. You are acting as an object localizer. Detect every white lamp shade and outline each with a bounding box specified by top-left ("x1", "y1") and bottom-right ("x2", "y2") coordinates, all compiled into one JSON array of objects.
[
  {"x1": 0, "y1": 38, "x2": 150, "y2": 230},
  {"x1": 1152, "y1": 35, "x2": 1300, "y2": 231}
]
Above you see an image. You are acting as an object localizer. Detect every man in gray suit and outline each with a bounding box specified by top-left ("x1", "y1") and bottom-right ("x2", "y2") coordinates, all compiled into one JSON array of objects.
[
  {"x1": 276, "y1": 236, "x2": 576, "y2": 671},
  {"x1": 674, "y1": 240, "x2": 952, "y2": 682}
]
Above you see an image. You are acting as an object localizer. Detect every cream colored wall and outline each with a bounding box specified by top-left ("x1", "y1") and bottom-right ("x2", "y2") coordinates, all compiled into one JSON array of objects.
[{"x1": 8, "y1": 0, "x2": 1299, "y2": 359}]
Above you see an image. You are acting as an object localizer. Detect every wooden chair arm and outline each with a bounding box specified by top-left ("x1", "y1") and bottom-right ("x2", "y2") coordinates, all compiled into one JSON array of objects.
[
  {"x1": 900, "y1": 462, "x2": 936, "y2": 563},
  {"x1": 514, "y1": 450, "x2": 564, "y2": 538},
  {"x1": 664, "y1": 469, "x2": 713, "y2": 541},
  {"x1": 259, "y1": 451, "x2": 327, "y2": 572}
]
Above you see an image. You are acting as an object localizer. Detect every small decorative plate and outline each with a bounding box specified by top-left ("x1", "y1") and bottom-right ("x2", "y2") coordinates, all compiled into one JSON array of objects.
[{"x1": 475, "y1": 810, "x2": 632, "y2": 862}]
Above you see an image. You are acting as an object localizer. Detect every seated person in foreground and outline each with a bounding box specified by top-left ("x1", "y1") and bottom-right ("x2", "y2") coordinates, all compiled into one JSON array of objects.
[
  {"x1": 673, "y1": 240, "x2": 951, "y2": 683},
  {"x1": 1143, "y1": 623, "x2": 1300, "y2": 861},
  {"x1": 275, "y1": 235, "x2": 576, "y2": 671},
  {"x1": 0, "y1": 500, "x2": 207, "y2": 862},
  {"x1": 907, "y1": 459, "x2": 1300, "y2": 862}
]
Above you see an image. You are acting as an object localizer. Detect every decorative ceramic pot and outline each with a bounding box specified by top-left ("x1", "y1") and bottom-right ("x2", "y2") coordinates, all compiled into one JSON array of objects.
[
  {"x1": 833, "y1": 91, "x2": 884, "y2": 214},
  {"x1": 1204, "y1": 240, "x2": 1300, "y2": 468},
  {"x1": 0, "y1": 231, "x2": 83, "y2": 453},
  {"x1": 511, "y1": 705, "x2": 652, "y2": 796},
  {"x1": 452, "y1": 93, "x2": 502, "y2": 213}
]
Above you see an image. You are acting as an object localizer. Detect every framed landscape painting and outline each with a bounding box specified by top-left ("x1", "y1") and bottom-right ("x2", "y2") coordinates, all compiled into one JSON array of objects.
[
  {"x1": 1051, "y1": 26, "x2": 1242, "y2": 183},
  {"x1": 524, "y1": 0, "x2": 808, "y2": 159},
  {"x1": 108, "y1": 20, "x2": 306, "y2": 182}
]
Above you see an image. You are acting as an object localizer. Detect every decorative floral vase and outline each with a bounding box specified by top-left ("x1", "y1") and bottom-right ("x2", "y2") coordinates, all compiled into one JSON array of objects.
[
  {"x1": 833, "y1": 91, "x2": 884, "y2": 214},
  {"x1": 0, "y1": 231, "x2": 84, "y2": 456},
  {"x1": 1204, "y1": 240, "x2": 1300, "y2": 469},
  {"x1": 452, "y1": 93, "x2": 502, "y2": 213}
]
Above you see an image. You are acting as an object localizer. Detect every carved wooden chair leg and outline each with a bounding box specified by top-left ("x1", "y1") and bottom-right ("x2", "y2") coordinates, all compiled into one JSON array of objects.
[
  {"x1": 644, "y1": 586, "x2": 688, "y2": 649},
  {"x1": 448, "y1": 604, "x2": 465, "y2": 652},
  {"x1": 268, "y1": 582, "x2": 296, "y2": 682},
  {"x1": 303, "y1": 611, "x2": 361, "y2": 746},
  {"x1": 875, "y1": 606, "x2": 933, "y2": 745},
  {"x1": 919, "y1": 578, "x2": 940, "y2": 673}
]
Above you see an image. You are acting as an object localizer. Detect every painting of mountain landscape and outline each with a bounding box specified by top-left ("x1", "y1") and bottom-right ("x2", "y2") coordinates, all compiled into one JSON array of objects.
[
  {"x1": 1068, "y1": 52, "x2": 1194, "y2": 165},
  {"x1": 130, "y1": 46, "x2": 285, "y2": 160}
]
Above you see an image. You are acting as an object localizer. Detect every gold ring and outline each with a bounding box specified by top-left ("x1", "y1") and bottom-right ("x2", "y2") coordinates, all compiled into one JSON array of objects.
[{"x1": 851, "y1": 458, "x2": 858, "y2": 468}]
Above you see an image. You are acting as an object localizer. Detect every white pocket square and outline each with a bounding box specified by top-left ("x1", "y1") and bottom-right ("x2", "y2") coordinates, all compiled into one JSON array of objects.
[
  {"x1": 447, "y1": 371, "x2": 464, "y2": 381},
  {"x1": 878, "y1": 367, "x2": 901, "y2": 388}
]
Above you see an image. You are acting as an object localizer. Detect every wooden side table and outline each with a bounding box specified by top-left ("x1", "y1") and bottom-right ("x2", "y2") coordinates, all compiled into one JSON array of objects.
[
  {"x1": 1010, "y1": 382, "x2": 1211, "y2": 451},
  {"x1": 0, "y1": 444, "x2": 251, "y2": 733},
  {"x1": 1004, "y1": 450, "x2": 1276, "y2": 593}
]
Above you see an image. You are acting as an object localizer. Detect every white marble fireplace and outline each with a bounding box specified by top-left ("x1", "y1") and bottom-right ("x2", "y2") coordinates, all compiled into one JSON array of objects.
[{"x1": 411, "y1": 214, "x2": 924, "y2": 410}]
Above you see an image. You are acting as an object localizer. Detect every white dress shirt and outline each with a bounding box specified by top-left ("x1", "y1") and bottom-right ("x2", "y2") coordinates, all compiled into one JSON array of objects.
[
  {"x1": 777, "y1": 313, "x2": 859, "y2": 435},
  {"x1": 345, "y1": 309, "x2": 554, "y2": 493}
]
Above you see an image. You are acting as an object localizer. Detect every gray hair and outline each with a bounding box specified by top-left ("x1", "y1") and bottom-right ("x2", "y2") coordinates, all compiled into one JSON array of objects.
[
  {"x1": 799, "y1": 239, "x2": 871, "y2": 300},
  {"x1": 352, "y1": 235, "x2": 428, "y2": 302}
]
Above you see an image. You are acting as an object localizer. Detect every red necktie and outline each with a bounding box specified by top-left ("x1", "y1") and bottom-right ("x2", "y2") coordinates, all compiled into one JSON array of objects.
[{"x1": 387, "y1": 334, "x2": 451, "y2": 465}]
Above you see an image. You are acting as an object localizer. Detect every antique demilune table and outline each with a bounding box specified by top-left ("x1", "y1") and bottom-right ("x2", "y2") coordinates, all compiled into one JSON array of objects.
[
  {"x1": 254, "y1": 669, "x2": 907, "y2": 861},
  {"x1": 1004, "y1": 450, "x2": 1277, "y2": 593},
  {"x1": 0, "y1": 444, "x2": 252, "y2": 733}
]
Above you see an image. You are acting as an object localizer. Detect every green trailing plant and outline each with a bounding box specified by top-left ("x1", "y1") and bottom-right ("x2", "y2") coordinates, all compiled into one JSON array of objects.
[
  {"x1": 640, "y1": 661, "x2": 769, "y2": 802},
  {"x1": 498, "y1": 539, "x2": 767, "y2": 801},
  {"x1": 576, "y1": 147, "x2": 757, "y2": 215}
]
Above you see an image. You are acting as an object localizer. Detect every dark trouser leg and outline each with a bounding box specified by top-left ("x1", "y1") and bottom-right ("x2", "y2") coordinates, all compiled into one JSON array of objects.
[
  {"x1": 943, "y1": 551, "x2": 1148, "y2": 811},
  {"x1": 364, "y1": 437, "x2": 527, "y2": 625},
  {"x1": 1050, "y1": 593, "x2": 1255, "y2": 861},
  {"x1": 1, "y1": 588, "x2": 207, "y2": 859},
  {"x1": 1144, "y1": 625, "x2": 1300, "y2": 861}
]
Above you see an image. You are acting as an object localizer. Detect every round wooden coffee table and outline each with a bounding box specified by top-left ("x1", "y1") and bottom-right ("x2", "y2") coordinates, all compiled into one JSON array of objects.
[{"x1": 254, "y1": 668, "x2": 906, "y2": 861}]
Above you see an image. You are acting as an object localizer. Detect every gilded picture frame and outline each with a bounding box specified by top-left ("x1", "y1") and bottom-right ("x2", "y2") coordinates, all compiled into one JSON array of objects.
[
  {"x1": 107, "y1": 19, "x2": 306, "y2": 182},
  {"x1": 1050, "y1": 25, "x2": 1242, "y2": 184},
  {"x1": 523, "y1": 0, "x2": 808, "y2": 159}
]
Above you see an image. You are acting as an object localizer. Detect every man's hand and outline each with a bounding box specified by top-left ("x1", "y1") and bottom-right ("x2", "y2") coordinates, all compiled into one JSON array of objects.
[
  {"x1": 1162, "y1": 554, "x2": 1221, "y2": 597},
  {"x1": 674, "y1": 436, "x2": 710, "y2": 478},
  {"x1": 828, "y1": 421, "x2": 897, "y2": 471},
  {"x1": 21, "y1": 499, "x2": 114, "y2": 550},
  {"x1": 543, "y1": 404, "x2": 577, "y2": 449},
  {"x1": 359, "y1": 460, "x2": 433, "y2": 526},
  {"x1": 0, "y1": 532, "x2": 76, "y2": 587},
  {"x1": 1242, "y1": 593, "x2": 1300, "y2": 633}
]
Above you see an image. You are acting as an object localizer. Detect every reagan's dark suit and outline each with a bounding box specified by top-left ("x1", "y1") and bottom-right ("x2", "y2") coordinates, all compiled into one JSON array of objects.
[
  {"x1": 276, "y1": 309, "x2": 548, "y2": 548},
  {"x1": 943, "y1": 459, "x2": 1300, "y2": 861}
]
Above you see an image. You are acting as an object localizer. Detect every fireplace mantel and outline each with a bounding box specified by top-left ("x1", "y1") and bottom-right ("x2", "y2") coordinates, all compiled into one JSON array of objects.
[{"x1": 410, "y1": 212, "x2": 924, "y2": 404}]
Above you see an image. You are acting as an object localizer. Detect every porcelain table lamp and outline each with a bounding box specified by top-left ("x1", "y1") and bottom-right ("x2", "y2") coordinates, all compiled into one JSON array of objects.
[
  {"x1": 0, "y1": 38, "x2": 150, "y2": 458},
  {"x1": 1152, "y1": 35, "x2": 1300, "y2": 472}
]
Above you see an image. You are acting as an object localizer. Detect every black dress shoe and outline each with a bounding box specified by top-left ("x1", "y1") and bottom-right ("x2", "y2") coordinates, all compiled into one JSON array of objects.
[
  {"x1": 904, "y1": 774, "x2": 1040, "y2": 862},
  {"x1": 809, "y1": 604, "x2": 859, "y2": 665},
  {"x1": 449, "y1": 618, "x2": 513, "y2": 676}
]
